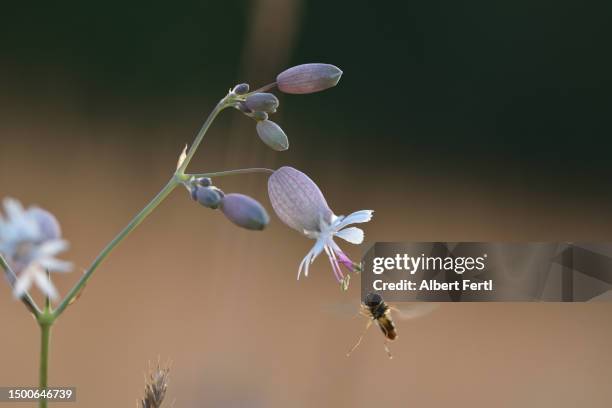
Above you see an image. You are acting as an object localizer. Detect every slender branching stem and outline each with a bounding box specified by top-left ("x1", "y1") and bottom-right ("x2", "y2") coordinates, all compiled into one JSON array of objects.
[
  {"x1": 19, "y1": 91, "x2": 242, "y2": 404},
  {"x1": 0, "y1": 254, "x2": 41, "y2": 317},
  {"x1": 252, "y1": 82, "x2": 277, "y2": 93},
  {"x1": 55, "y1": 94, "x2": 235, "y2": 318},
  {"x1": 183, "y1": 167, "x2": 274, "y2": 180},
  {"x1": 177, "y1": 99, "x2": 230, "y2": 174},
  {"x1": 53, "y1": 177, "x2": 178, "y2": 318}
]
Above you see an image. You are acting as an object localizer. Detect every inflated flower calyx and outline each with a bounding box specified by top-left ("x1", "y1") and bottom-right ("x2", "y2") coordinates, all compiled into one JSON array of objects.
[
  {"x1": 233, "y1": 83, "x2": 250, "y2": 95},
  {"x1": 28, "y1": 207, "x2": 62, "y2": 240},
  {"x1": 245, "y1": 93, "x2": 279, "y2": 113},
  {"x1": 220, "y1": 194, "x2": 269, "y2": 231},
  {"x1": 276, "y1": 63, "x2": 343, "y2": 94},
  {"x1": 192, "y1": 186, "x2": 223, "y2": 209},
  {"x1": 256, "y1": 120, "x2": 289, "y2": 151},
  {"x1": 267, "y1": 166, "x2": 332, "y2": 232}
]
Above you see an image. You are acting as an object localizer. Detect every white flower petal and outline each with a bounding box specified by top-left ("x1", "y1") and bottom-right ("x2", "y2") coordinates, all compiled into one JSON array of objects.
[
  {"x1": 38, "y1": 240, "x2": 69, "y2": 256},
  {"x1": 297, "y1": 254, "x2": 309, "y2": 280},
  {"x1": 302, "y1": 253, "x2": 313, "y2": 278},
  {"x1": 297, "y1": 237, "x2": 327, "y2": 279},
  {"x1": 33, "y1": 271, "x2": 59, "y2": 300},
  {"x1": 335, "y1": 210, "x2": 373, "y2": 230},
  {"x1": 12, "y1": 270, "x2": 34, "y2": 299},
  {"x1": 328, "y1": 239, "x2": 343, "y2": 254},
  {"x1": 3, "y1": 198, "x2": 25, "y2": 222},
  {"x1": 308, "y1": 238, "x2": 327, "y2": 266},
  {"x1": 38, "y1": 258, "x2": 73, "y2": 273},
  {"x1": 335, "y1": 227, "x2": 364, "y2": 244},
  {"x1": 0, "y1": 202, "x2": 39, "y2": 243}
]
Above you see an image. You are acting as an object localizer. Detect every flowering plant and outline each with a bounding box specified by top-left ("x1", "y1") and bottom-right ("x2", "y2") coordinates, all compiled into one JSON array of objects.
[{"x1": 0, "y1": 63, "x2": 372, "y2": 407}]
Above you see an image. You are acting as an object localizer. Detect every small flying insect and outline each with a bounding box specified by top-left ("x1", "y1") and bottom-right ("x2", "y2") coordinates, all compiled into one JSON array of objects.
[{"x1": 346, "y1": 292, "x2": 437, "y2": 359}]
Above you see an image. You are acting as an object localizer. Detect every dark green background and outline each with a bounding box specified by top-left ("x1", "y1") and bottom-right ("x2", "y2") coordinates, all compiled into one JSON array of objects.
[{"x1": 1, "y1": 1, "x2": 610, "y2": 193}]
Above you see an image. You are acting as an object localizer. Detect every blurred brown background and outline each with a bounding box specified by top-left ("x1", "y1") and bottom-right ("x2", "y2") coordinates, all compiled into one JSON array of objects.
[{"x1": 1, "y1": 0, "x2": 612, "y2": 407}]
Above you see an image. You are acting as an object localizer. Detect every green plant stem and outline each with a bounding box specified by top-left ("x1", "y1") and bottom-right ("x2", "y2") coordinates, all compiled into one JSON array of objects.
[
  {"x1": 177, "y1": 100, "x2": 228, "y2": 174},
  {"x1": 31, "y1": 94, "x2": 230, "y2": 400},
  {"x1": 184, "y1": 167, "x2": 274, "y2": 180},
  {"x1": 56, "y1": 98, "x2": 230, "y2": 318},
  {"x1": 53, "y1": 177, "x2": 179, "y2": 317},
  {"x1": 38, "y1": 321, "x2": 51, "y2": 408},
  {"x1": 252, "y1": 82, "x2": 277, "y2": 93}
]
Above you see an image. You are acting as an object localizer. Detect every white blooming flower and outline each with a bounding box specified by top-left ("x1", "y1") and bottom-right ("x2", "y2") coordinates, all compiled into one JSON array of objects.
[
  {"x1": 268, "y1": 167, "x2": 373, "y2": 286},
  {"x1": 0, "y1": 198, "x2": 72, "y2": 299}
]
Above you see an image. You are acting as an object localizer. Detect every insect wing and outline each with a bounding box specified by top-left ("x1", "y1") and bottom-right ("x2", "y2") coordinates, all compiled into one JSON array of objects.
[
  {"x1": 322, "y1": 299, "x2": 364, "y2": 318},
  {"x1": 390, "y1": 303, "x2": 438, "y2": 320},
  {"x1": 324, "y1": 300, "x2": 438, "y2": 320}
]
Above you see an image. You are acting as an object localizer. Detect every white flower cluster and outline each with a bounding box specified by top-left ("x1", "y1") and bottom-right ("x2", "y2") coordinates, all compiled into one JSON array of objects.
[{"x1": 0, "y1": 198, "x2": 72, "y2": 299}]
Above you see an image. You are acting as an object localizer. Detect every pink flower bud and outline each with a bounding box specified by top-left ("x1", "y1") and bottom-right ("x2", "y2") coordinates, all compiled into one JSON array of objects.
[
  {"x1": 220, "y1": 194, "x2": 270, "y2": 231},
  {"x1": 196, "y1": 177, "x2": 212, "y2": 187},
  {"x1": 256, "y1": 120, "x2": 289, "y2": 151},
  {"x1": 245, "y1": 93, "x2": 279, "y2": 113},
  {"x1": 276, "y1": 63, "x2": 343, "y2": 94},
  {"x1": 194, "y1": 186, "x2": 222, "y2": 209},
  {"x1": 232, "y1": 83, "x2": 250, "y2": 95}
]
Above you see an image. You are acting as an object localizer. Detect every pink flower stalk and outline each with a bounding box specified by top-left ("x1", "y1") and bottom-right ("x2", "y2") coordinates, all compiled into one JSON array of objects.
[{"x1": 268, "y1": 167, "x2": 373, "y2": 285}]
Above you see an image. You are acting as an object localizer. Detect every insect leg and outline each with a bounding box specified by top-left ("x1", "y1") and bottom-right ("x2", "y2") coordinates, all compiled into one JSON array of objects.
[
  {"x1": 383, "y1": 339, "x2": 393, "y2": 360},
  {"x1": 346, "y1": 319, "x2": 373, "y2": 357},
  {"x1": 353, "y1": 306, "x2": 370, "y2": 319}
]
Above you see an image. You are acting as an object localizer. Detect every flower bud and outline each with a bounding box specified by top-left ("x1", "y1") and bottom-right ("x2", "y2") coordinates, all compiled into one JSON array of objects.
[
  {"x1": 276, "y1": 63, "x2": 342, "y2": 94},
  {"x1": 238, "y1": 102, "x2": 252, "y2": 113},
  {"x1": 220, "y1": 193, "x2": 269, "y2": 231},
  {"x1": 194, "y1": 186, "x2": 222, "y2": 209},
  {"x1": 256, "y1": 120, "x2": 289, "y2": 151},
  {"x1": 233, "y1": 83, "x2": 250, "y2": 95},
  {"x1": 251, "y1": 111, "x2": 268, "y2": 122},
  {"x1": 245, "y1": 93, "x2": 279, "y2": 113},
  {"x1": 196, "y1": 177, "x2": 212, "y2": 187}
]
